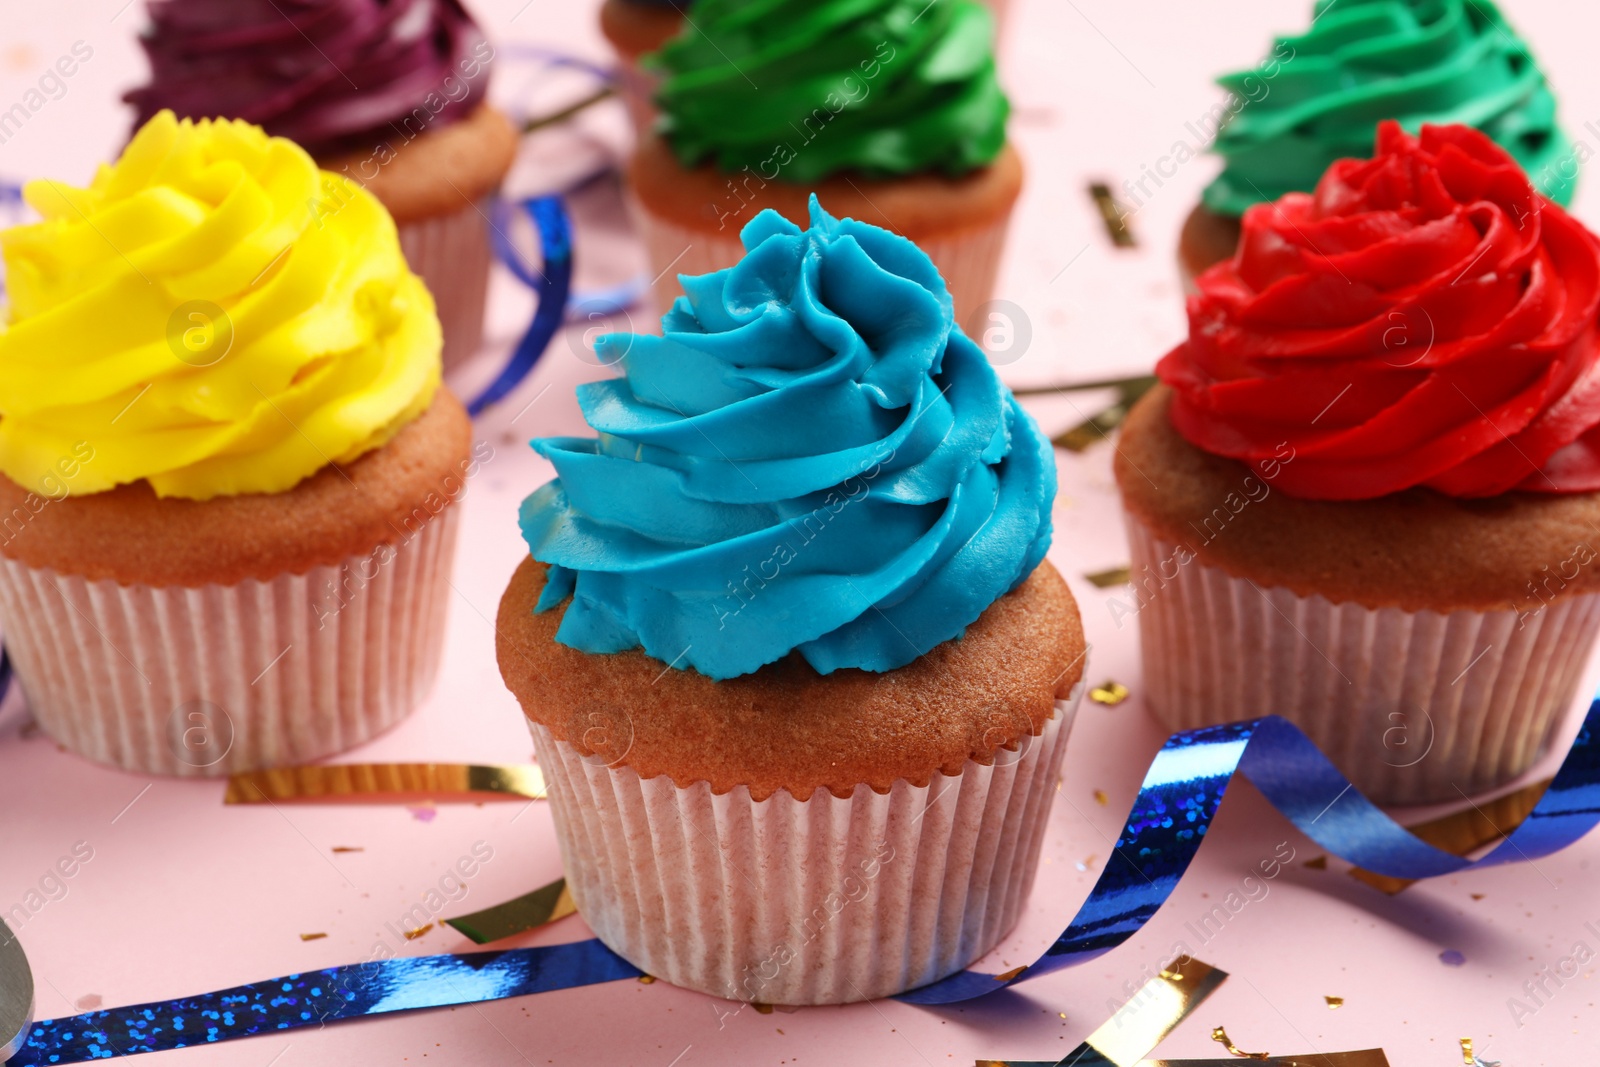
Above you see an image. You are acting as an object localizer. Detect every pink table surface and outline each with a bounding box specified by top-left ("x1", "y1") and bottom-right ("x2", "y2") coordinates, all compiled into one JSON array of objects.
[{"x1": 3, "y1": 1, "x2": 1600, "y2": 1064}]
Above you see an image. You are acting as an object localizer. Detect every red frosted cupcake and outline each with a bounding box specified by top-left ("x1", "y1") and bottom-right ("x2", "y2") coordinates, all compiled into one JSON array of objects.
[{"x1": 1117, "y1": 122, "x2": 1600, "y2": 803}]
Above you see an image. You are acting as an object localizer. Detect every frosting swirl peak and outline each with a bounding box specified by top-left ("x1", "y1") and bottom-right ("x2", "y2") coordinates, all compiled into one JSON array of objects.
[
  {"x1": 126, "y1": 0, "x2": 491, "y2": 158},
  {"x1": 1162, "y1": 122, "x2": 1600, "y2": 501},
  {"x1": 520, "y1": 197, "x2": 1054, "y2": 679},
  {"x1": 1205, "y1": 0, "x2": 1573, "y2": 216}
]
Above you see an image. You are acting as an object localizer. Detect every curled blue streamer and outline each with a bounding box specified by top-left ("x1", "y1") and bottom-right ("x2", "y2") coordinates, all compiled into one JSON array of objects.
[
  {"x1": 466, "y1": 195, "x2": 573, "y2": 419},
  {"x1": 14, "y1": 697, "x2": 1600, "y2": 1062},
  {"x1": 9, "y1": 943, "x2": 641, "y2": 1065}
]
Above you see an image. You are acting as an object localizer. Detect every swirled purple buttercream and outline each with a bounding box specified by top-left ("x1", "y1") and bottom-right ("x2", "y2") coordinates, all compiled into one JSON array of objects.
[{"x1": 125, "y1": 0, "x2": 492, "y2": 157}]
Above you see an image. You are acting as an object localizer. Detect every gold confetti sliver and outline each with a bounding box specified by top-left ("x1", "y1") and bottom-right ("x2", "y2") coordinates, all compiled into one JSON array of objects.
[
  {"x1": 1011, "y1": 373, "x2": 1158, "y2": 454},
  {"x1": 1093, "y1": 789, "x2": 1108, "y2": 806},
  {"x1": 1089, "y1": 681, "x2": 1130, "y2": 706},
  {"x1": 403, "y1": 924, "x2": 433, "y2": 941},
  {"x1": 1089, "y1": 182, "x2": 1136, "y2": 248},
  {"x1": 225, "y1": 762, "x2": 547, "y2": 804},
  {"x1": 298, "y1": 932, "x2": 327, "y2": 942},
  {"x1": 993, "y1": 965, "x2": 1028, "y2": 982},
  {"x1": 1211, "y1": 1025, "x2": 1270, "y2": 1059},
  {"x1": 1324, "y1": 995, "x2": 1344, "y2": 1009},
  {"x1": 1303, "y1": 855, "x2": 1328, "y2": 870},
  {"x1": 444, "y1": 878, "x2": 578, "y2": 944},
  {"x1": 1084, "y1": 565, "x2": 1132, "y2": 588}
]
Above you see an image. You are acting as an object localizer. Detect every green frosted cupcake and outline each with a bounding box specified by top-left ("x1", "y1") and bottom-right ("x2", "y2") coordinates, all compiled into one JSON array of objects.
[
  {"x1": 1177, "y1": 0, "x2": 1574, "y2": 284},
  {"x1": 625, "y1": 0, "x2": 1022, "y2": 329}
]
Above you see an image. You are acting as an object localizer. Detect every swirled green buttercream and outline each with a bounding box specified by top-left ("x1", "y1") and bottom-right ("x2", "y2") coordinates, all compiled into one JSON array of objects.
[
  {"x1": 1204, "y1": 0, "x2": 1573, "y2": 216},
  {"x1": 649, "y1": 0, "x2": 1007, "y2": 182}
]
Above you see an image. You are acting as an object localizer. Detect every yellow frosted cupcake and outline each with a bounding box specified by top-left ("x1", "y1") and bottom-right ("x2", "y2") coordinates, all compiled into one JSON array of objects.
[{"x1": 0, "y1": 111, "x2": 472, "y2": 776}]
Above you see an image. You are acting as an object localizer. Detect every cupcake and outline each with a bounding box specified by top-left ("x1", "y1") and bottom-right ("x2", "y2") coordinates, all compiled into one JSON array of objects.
[
  {"x1": 1178, "y1": 0, "x2": 1574, "y2": 289},
  {"x1": 628, "y1": 0, "x2": 1020, "y2": 328},
  {"x1": 125, "y1": 0, "x2": 519, "y2": 370},
  {"x1": 497, "y1": 198, "x2": 1082, "y2": 1004},
  {"x1": 0, "y1": 111, "x2": 471, "y2": 777},
  {"x1": 1119, "y1": 122, "x2": 1600, "y2": 805},
  {"x1": 599, "y1": 0, "x2": 690, "y2": 133}
]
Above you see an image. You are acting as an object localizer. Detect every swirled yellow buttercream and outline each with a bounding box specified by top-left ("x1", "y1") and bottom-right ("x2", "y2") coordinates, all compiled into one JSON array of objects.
[{"x1": 0, "y1": 109, "x2": 440, "y2": 499}]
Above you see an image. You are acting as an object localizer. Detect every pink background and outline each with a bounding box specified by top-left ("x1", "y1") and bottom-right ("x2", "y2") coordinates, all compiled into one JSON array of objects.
[{"x1": 3, "y1": 1, "x2": 1600, "y2": 1063}]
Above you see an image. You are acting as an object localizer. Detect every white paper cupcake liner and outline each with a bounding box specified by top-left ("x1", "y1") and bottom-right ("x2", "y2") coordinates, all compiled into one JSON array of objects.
[
  {"x1": 397, "y1": 201, "x2": 493, "y2": 371},
  {"x1": 632, "y1": 198, "x2": 1015, "y2": 331},
  {"x1": 0, "y1": 507, "x2": 460, "y2": 778},
  {"x1": 1124, "y1": 512, "x2": 1600, "y2": 804},
  {"x1": 530, "y1": 682, "x2": 1083, "y2": 1005}
]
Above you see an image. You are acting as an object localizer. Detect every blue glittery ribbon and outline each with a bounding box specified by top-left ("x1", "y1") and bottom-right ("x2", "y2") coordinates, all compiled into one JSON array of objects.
[
  {"x1": 9, "y1": 943, "x2": 641, "y2": 1063},
  {"x1": 13, "y1": 697, "x2": 1600, "y2": 1063},
  {"x1": 465, "y1": 195, "x2": 573, "y2": 418}
]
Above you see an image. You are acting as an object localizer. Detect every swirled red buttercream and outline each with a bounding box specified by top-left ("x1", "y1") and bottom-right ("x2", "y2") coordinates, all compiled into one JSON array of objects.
[{"x1": 1159, "y1": 121, "x2": 1600, "y2": 500}]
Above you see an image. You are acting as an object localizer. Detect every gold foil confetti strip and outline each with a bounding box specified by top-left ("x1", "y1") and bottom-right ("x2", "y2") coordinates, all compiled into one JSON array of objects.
[
  {"x1": 1089, "y1": 182, "x2": 1137, "y2": 247},
  {"x1": 403, "y1": 924, "x2": 432, "y2": 941},
  {"x1": 1055, "y1": 410, "x2": 1127, "y2": 452},
  {"x1": 637, "y1": 975, "x2": 656, "y2": 984},
  {"x1": 1349, "y1": 778, "x2": 1549, "y2": 894},
  {"x1": 1303, "y1": 856, "x2": 1328, "y2": 870},
  {"x1": 1012, "y1": 374, "x2": 1161, "y2": 400},
  {"x1": 1070, "y1": 957, "x2": 1228, "y2": 1067},
  {"x1": 224, "y1": 763, "x2": 548, "y2": 804},
  {"x1": 1470, "y1": 893, "x2": 1485, "y2": 901},
  {"x1": 1057, "y1": 378, "x2": 1159, "y2": 452},
  {"x1": 1090, "y1": 681, "x2": 1130, "y2": 706},
  {"x1": 1012, "y1": 374, "x2": 1159, "y2": 454},
  {"x1": 330, "y1": 846, "x2": 363, "y2": 853},
  {"x1": 1094, "y1": 789, "x2": 1109, "y2": 806},
  {"x1": 1456, "y1": 1038, "x2": 1498, "y2": 1067},
  {"x1": 1085, "y1": 565, "x2": 1133, "y2": 588},
  {"x1": 1211, "y1": 1026, "x2": 1270, "y2": 1059},
  {"x1": 1144, "y1": 1054, "x2": 1391, "y2": 1067},
  {"x1": 993, "y1": 965, "x2": 1028, "y2": 982},
  {"x1": 444, "y1": 878, "x2": 577, "y2": 945},
  {"x1": 298, "y1": 933, "x2": 327, "y2": 942},
  {"x1": 752, "y1": 1003, "x2": 774, "y2": 1015},
  {"x1": 1324, "y1": 995, "x2": 1343, "y2": 1009}
]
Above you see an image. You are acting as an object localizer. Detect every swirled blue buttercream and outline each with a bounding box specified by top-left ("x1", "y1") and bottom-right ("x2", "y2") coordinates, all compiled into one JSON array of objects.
[{"x1": 518, "y1": 196, "x2": 1055, "y2": 680}]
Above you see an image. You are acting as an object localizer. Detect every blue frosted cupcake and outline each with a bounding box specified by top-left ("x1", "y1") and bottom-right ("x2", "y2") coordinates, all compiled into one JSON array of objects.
[{"x1": 497, "y1": 198, "x2": 1083, "y2": 1004}]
